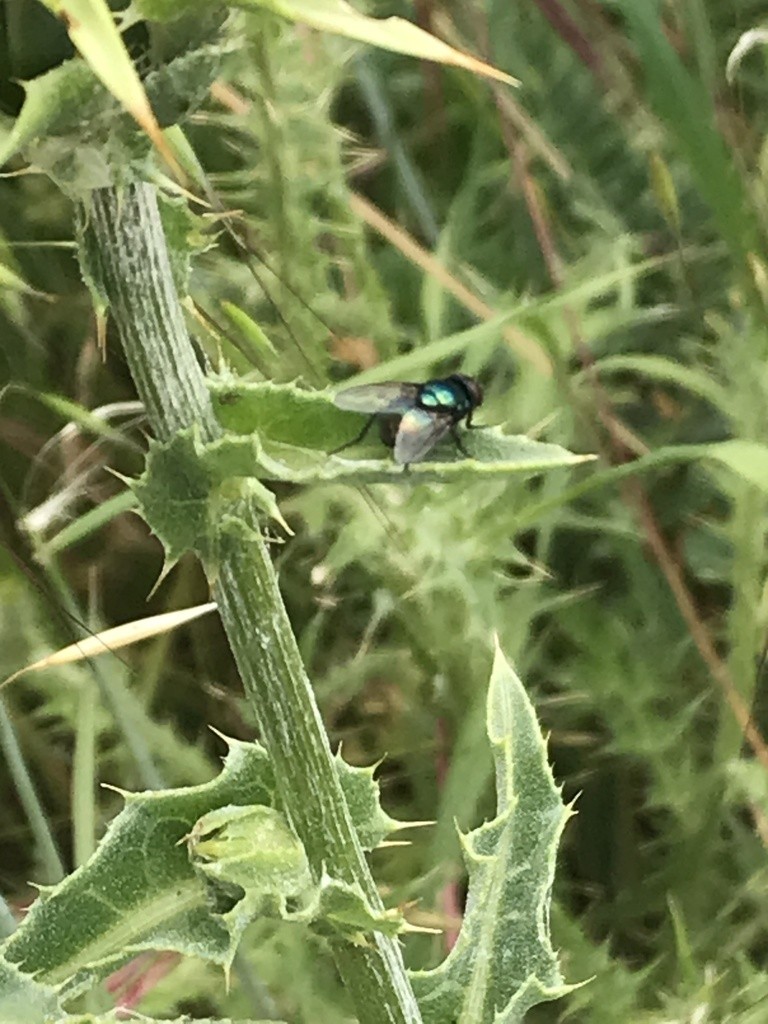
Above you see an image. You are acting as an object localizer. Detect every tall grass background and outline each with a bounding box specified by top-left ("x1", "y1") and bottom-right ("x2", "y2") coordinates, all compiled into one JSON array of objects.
[{"x1": 1, "y1": 0, "x2": 768, "y2": 1020}]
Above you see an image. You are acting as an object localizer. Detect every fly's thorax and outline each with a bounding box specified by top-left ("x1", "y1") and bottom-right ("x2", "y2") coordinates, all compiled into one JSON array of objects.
[
  {"x1": 417, "y1": 374, "x2": 482, "y2": 420},
  {"x1": 417, "y1": 378, "x2": 471, "y2": 417}
]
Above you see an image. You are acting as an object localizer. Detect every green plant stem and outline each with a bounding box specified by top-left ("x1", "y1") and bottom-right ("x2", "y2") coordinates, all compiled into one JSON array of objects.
[
  {"x1": 714, "y1": 318, "x2": 768, "y2": 764},
  {"x1": 85, "y1": 182, "x2": 422, "y2": 1024},
  {"x1": 0, "y1": 700, "x2": 64, "y2": 885},
  {"x1": 72, "y1": 680, "x2": 97, "y2": 867}
]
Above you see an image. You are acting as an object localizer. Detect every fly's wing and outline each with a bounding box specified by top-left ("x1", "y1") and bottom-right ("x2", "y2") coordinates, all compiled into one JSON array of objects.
[
  {"x1": 333, "y1": 382, "x2": 418, "y2": 414},
  {"x1": 394, "y1": 408, "x2": 452, "y2": 464}
]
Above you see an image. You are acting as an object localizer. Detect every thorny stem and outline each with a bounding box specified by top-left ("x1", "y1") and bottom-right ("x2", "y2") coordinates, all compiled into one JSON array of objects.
[{"x1": 85, "y1": 182, "x2": 422, "y2": 1024}]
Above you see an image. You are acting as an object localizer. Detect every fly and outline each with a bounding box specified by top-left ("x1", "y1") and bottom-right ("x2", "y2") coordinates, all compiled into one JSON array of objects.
[{"x1": 332, "y1": 373, "x2": 484, "y2": 466}]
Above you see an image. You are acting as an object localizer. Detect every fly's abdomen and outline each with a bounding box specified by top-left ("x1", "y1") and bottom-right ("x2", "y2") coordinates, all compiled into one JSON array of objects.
[{"x1": 378, "y1": 413, "x2": 401, "y2": 449}]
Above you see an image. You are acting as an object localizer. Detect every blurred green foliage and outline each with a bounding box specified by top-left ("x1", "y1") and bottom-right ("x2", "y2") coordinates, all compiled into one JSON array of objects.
[{"x1": 1, "y1": 0, "x2": 768, "y2": 1020}]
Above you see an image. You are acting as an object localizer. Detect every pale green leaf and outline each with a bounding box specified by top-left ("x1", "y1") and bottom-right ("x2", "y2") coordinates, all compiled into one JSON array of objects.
[
  {"x1": 131, "y1": 430, "x2": 218, "y2": 569},
  {"x1": 190, "y1": 804, "x2": 404, "y2": 943},
  {"x1": 2, "y1": 30, "x2": 225, "y2": 193},
  {"x1": 221, "y1": 301, "x2": 279, "y2": 362},
  {"x1": 0, "y1": 739, "x2": 275, "y2": 987},
  {"x1": 36, "y1": 489, "x2": 138, "y2": 560},
  {"x1": 189, "y1": 801, "x2": 403, "y2": 948},
  {"x1": 288, "y1": 871, "x2": 403, "y2": 939},
  {"x1": 189, "y1": 803, "x2": 313, "y2": 960},
  {"x1": 705, "y1": 439, "x2": 768, "y2": 492},
  {"x1": 131, "y1": 430, "x2": 292, "y2": 577},
  {"x1": 0, "y1": 60, "x2": 104, "y2": 171},
  {"x1": 0, "y1": 958, "x2": 62, "y2": 1023},
  {"x1": 648, "y1": 151, "x2": 681, "y2": 232},
  {"x1": 410, "y1": 645, "x2": 578, "y2": 1023},
  {"x1": 0, "y1": 732, "x2": 405, "y2": 999},
  {"x1": 210, "y1": 377, "x2": 360, "y2": 450},
  {"x1": 0, "y1": 263, "x2": 52, "y2": 301},
  {"x1": 333, "y1": 752, "x2": 401, "y2": 850},
  {"x1": 208, "y1": 431, "x2": 592, "y2": 485},
  {"x1": 156, "y1": 192, "x2": 216, "y2": 297},
  {"x1": 209, "y1": 378, "x2": 592, "y2": 481},
  {"x1": 189, "y1": 804, "x2": 311, "y2": 893}
]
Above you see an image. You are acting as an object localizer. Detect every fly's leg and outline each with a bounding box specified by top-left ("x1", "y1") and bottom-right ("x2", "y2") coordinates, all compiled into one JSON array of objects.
[
  {"x1": 450, "y1": 426, "x2": 472, "y2": 459},
  {"x1": 329, "y1": 415, "x2": 377, "y2": 456}
]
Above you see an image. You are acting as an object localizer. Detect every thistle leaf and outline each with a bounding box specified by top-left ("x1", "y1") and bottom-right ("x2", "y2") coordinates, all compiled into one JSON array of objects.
[
  {"x1": 333, "y1": 751, "x2": 401, "y2": 851},
  {"x1": 0, "y1": 740, "x2": 275, "y2": 988},
  {"x1": 0, "y1": 958, "x2": 62, "y2": 1023},
  {"x1": 131, "y1": 430, "x2": 292, "y2": 579},
  {"x1": 209, "y1": 378, "x2": 592, "y2": 481},
  {"x1": 410, "y1": 644, "x2": 578, "y2": 1023},
  {"x1": 0, "y1": 735, "x2": 404, "y2": 1000}
]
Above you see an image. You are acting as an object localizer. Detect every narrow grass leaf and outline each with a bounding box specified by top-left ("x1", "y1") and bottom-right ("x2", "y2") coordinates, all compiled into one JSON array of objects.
[
  {"x1": 252, "y1": 0, "x2": 518, "y2": 84},
  {"x1": 727, "y1": 28, "x2": 768, "y2": 84},
  {"x1": 35, "y1": 489, "x2": 139, "y2": 561},
  {"x1": 705, "y1": 440, "x2": 768, "y2": 492},
  {"x1": 614, "y1": 0, "x2": 757, "y2": 263},
  {"x1": 1, "y1": 603, "x2": 218, "y2": 690},
  {"x1": 0, "y1": 264, "x2": 53, "y2": 301},
  {"x1": 39, "y1": 0, "x2": 179, "y2": 175},
  {"x1": 590, "y1": 354, "x2": 731, "y2": 413}
]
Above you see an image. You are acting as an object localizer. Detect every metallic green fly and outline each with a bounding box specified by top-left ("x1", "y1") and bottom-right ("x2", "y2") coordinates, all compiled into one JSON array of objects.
[{"x1": 332, "y1": 373, "x2": 484, "y2": 466}]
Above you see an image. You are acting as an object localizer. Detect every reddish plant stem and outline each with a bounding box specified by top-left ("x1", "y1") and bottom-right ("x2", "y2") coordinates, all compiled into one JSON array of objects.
[
  {"x1": 531, "y1": 0, "x2": 606, "y2": 82},
  {"x1": 436, "y1": 716, "x2": 461, "y2": 951}
]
